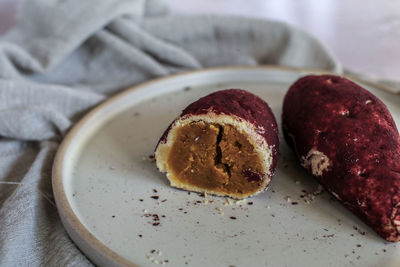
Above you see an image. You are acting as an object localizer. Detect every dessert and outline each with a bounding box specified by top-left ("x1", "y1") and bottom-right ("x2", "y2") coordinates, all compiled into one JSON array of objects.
[
  {"x1": 155, "y1": 89, "x2": 279, "y2": 199},
  {"x1": 282, "y1": 75, "x2": 400, "y2": 241}
]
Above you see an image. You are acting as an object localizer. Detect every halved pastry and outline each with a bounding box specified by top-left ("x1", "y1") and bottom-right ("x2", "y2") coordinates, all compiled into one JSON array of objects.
[{"x1": 155, "y1": 89, "x2": 279, "y2": 199}]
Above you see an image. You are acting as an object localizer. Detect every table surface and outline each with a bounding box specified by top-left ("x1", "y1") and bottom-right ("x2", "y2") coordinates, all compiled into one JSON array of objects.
[{"x1": 1, "y1": 0, "x2": 399, "y2": 80}]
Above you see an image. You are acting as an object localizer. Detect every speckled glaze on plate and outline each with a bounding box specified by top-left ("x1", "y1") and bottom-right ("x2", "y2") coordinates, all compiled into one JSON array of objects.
[{"x1": 52, "y1": 66, "x2": 400, "y2": 267}]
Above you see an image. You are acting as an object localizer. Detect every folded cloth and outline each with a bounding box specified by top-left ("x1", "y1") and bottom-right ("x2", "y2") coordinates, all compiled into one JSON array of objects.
[{"x1": 0, "y1": 0, "x2": 341, "y2": 265}]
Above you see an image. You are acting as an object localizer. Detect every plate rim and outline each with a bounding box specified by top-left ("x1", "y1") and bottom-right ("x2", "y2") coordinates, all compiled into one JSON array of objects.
[{"x1": 51, "y1": 65, "x2": 391, "y2": 266}]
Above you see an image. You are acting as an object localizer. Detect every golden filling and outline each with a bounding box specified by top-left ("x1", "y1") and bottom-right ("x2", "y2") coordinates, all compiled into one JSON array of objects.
[{"x1": 167, "y1": 121, "x2": 264, "y2": 195}]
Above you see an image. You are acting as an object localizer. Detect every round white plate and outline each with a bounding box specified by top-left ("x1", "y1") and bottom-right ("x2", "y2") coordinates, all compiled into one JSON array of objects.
[{"x1": 52, "y1": 66, "x2": 400, "y2": 267}]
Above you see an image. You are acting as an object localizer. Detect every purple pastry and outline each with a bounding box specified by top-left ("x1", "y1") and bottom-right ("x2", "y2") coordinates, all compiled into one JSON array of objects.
[
  {"x1": 282, "y1": 75, "x2": 400, "y2": 242},
  {"x1": 155, "y1": 89, "x2": 279, "y2": 199}
]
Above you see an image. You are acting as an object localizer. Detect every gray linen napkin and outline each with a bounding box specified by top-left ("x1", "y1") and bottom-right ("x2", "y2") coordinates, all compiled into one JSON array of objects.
[{"x1": 0, "y1": 0, "x2": 341, "y2": 265}]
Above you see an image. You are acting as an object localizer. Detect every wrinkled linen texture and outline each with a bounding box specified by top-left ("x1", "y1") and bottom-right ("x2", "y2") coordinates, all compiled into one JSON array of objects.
[{"x1": 0, "y1": 0, "x2": 341, "y2": 265}]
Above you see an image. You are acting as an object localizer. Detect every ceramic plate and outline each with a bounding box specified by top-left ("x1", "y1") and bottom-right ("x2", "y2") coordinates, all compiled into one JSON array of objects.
[{"x1": 52, "y1": 66, "x2": 400, "y2": 267}]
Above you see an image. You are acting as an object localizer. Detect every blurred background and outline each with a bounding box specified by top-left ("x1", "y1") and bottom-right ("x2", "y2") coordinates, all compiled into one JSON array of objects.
[{"x1": 1, "y1": 0, "x2": 399, "y2": 79}]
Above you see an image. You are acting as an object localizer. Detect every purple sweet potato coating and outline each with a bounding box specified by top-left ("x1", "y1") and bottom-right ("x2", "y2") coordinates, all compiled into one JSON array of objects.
[
  {"x1": 282, "y1": 75, "x2": 400, "y2": 241},
  {"x1": 157, "y1": 89, "x2": 279, "y2": 175}
]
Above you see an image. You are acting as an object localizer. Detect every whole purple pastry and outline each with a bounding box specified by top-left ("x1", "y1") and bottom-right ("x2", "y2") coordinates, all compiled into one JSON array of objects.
[
  {"x1": 155, "y1": 89, "x2": 279, "y2": 199},
  {"x1": 282, "y1": 75, "x2": 400, "y2": 242}
]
